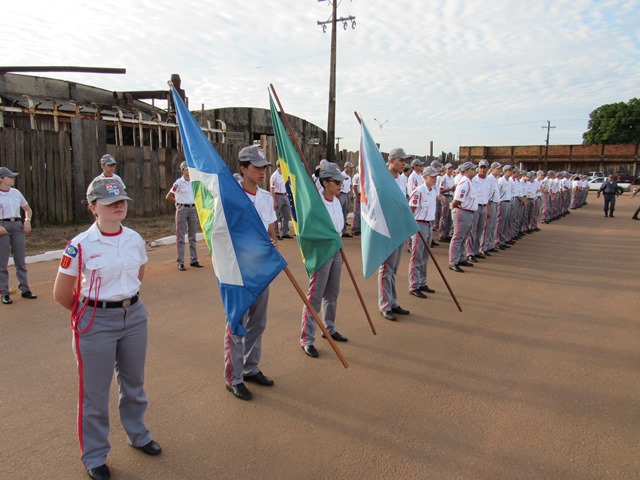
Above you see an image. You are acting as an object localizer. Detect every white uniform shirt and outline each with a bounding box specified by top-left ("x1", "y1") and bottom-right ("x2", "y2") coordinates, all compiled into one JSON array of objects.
[
  {"x1": 322, "y1": 194, "x2": 345, "y2": 234},
  {"x1": 352, "y1": 172, "x2": 360, "y2": 195},
  {"x1": 454, "y1": 176, "x2": 478, "y2": 211},
  {"x1": 471, "y1": 175, "x2": 491, "y2": 205},
  {"x1": 94, "y1": 173, "x2": 124, "y2": 184},
  {"x1": 487, "y1": 174, "x2": 500, "y2": 203},
  {"x1": 245, "y1": 187, "x2": 277, "y2": 231},
  {"x1": 341, "y1": 171, "x2": 352, "y2": 194},
  {"x1": 58, "y1": 223, "x2": 148, "y2": 302},
  {"x1": 453, "y1": 173, "x2": 463, "y2": 185},
  {"x1": 396, "y1": 173, "x2": 408, "y2": 196},
  {"x1": 440, "y1": 174, "x2": 454, "y2": 196},
  {"x1": 170, "y1": 176, "x2": 195, "y2": 204},
  {"x1": 270, "y1": 171, "x2": 286, "y2": 194},
  {"x1": 533, "y1": 179, "x2": 542, "y2": 197},
  {"x1": 409, "y1": 184, "x2": 437, "y2": 221},
  {"x1": 408, "y1": 171, "x2": 424, "y2": 194},
  {"x1": 499, "y1": 176, "x2": 512, "y2": 201},
  {"x1": 0, "y1": 187, "x2": 28, "y2": 218}
]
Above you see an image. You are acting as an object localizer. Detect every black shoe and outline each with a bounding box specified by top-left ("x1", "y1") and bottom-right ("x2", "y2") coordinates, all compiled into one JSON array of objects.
[
  {"x1": 302, "y1": 345, "x2": 319, "y2": 358},
  {"x1": 87, "y1": 464, "x2": 110, "y2": 480},
  {"x1": 380, "y1": 310, "x2": 397, "y2": 321},
  {"x1": 420, "y1": 286, "x2": 436, "y2": 293},
  {"x1": 353, "y1": 232, "x2": 361, "y2": 236},
  {"x1": 449, "y1": 264, "x2": 464, "y2": 273},
  {"x1": 431, "y1": 241, "x2": 439, "y2": 247},
  {"x1": 134, "y1": 440, "x2": 162, "y2": 456},
  {"x1": 341, "y1": 233, "x2": 353, "y2": 238},
  {"x1": 21, "y1": 290, "x2": 37, "y2": 299},
  {"x1": 409, "y1": 289, "x2": 427, "y2": 298},
  {"x1": 459, "y1": 260, "x2": 474, "y2": 267},
  {"x1": 633, "y1": 217, "x2": 640, "y2": 221},
  {"x1": 440, "y1": 238, "x2": 451, "y2": 243},
  {"x1": 243, "y1": 371, "x2": 274, "y2": 386},
  {"x1": 610, "y1": 214, "x2": 614, "y2": 218},
  {"x1": 178, "y1": 263, "x2": 186, "y2": 271},
  {"x1": 534, "y1": 228, "x2": 541, "y2": 232},
  {"x1": 490, "y1": 248, "x2": 500, "y2": 253},
  {"x1": 466, "y1": 256, "x2": 478, "y2": 263},
  {"x1": 475, "y1": 253, "x2": 487, "y2": 259},
  {"x1": 226, "y1": 383, "x2": 253, "y2": 400},
  {"x1": 391, "y1": 306, "x2": 410, "y2": 315},
  {"x1": 190, "y1": 261, "x2": 203, "y2": 268},
  {"x1": 282, "y1": 234, "x2": 293, "y2": 239},
  {"x1": 2, "y1": 295, "x2": 12, "y2": 305},
  {"x1": 277, "y1": 235, "x2": 283, "y2": 240},
  {"x1": 330, "y1": 331, "x2": 348, "y2": 342}
]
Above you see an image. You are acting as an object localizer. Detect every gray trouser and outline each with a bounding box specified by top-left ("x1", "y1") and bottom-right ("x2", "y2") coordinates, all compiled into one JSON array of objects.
[
  {"x1": 224, "y1": 287, "x2": 269, "y2": 386},
  {"x1": 352, "y1": 196, "x2": 361, "y2": 234},
  {"x1": 469, "y1": 204, "x2": 488, "y2": 256},
  {"x1": 408, "y1": 222, "x2": 432, "y2": 291},
  {"x1": 274, "y1": 193, "x2": 290, "y2": 236},
  {"x1": 378, "y1": 245, "x2": 403, "y2": 312},
  {"x1": 449, "y1": 208, "x2": 474, "y2": 265},
  {"x1": 543, "y1": 193, "x2": 552, "y2": 222},
  {"x1": 0, "y1": 220, "x2": 29, "y2": 295},
  {"x1": 483, "y1": 202, "x2": 499, "y2": 252},
  {"x1": 73, "y1": 300, "x2": 151, "y2": 469},
  {"x1": 339, "y1": 192, "x2": 350, "y2": 234},
  {"x1": 300, "y1": 251, "x2": 342, "y2": 346},
  {"x1": 175, "y1": 204, "x2": 198, "y2": 264},
  {"x1": 498, "y1": 201, "x2": 512, "y2": 246},
  {"x1": 439, "y1": 197, "x2": 453, "y2": 239}
]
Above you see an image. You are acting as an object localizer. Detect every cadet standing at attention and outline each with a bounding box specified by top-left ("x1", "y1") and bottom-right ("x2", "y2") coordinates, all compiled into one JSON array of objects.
[
  {"x1": 93, "y1": 154, "x2": 123, "y2": 183},
  {"x1": 378, "y1": 148, "x2": 411, "y2": 321},
  {"x1": 448, "y1": 162, "x2": 478, "y2": 273},
  {"x1": 53, "y1": 178, "x2": 161, "y2": 480},
  {"x1": 300, "y1": 162, "x2": 348, "y2": 358},
  {"x1": 166, "y1": 161, "x2": 202, "y2": 271},
  {"x1": 270, "y1": 160, "x2": 292, "y2": 240},
  {"x1": 0, "y1": 167, "x2": 37, "y2": 305},
  {"x1": 224, "y1": 145, "x2": 278, "y2": 401}
]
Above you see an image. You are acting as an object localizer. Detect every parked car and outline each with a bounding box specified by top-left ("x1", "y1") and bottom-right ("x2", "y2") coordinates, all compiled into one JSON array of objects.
[
  {"x1": 588, "y1": 171, "x2": 604, "y2": 178},
  {"x1": 588, "y1": 177, "x2": 629, "y2": 193}
]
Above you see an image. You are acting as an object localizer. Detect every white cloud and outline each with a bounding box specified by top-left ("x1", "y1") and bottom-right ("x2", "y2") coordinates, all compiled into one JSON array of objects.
[{"x1": 1, "y1": 0, "x2": 638, "y2": 155}]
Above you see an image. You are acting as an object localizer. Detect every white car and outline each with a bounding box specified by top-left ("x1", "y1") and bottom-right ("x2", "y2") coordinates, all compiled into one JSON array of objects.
[{"x1": 588, "y1": 177, "x2": 630, "y2": 193}]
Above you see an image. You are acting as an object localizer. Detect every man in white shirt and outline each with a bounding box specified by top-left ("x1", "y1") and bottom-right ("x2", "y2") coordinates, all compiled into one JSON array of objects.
[
  {"x1": 166, "y1": 161, "x2": 202, "y2": 271},
  {"x1": 438, "y1": 163, "x2": 455, "y2": 241},
  {"x1": 448, "y1": 162, "x2": 478, "y2": 273},
  {"x1": 351, "y1": 169, "x2": 361, "y2": 236},
  {"x1": 270, "y1": 161, "x2": 292, "y2": 240},
  {"x1": 339, "y1": 162, "x2": 354, "y2": 237},
  {"x1": 94, "y1": 154, "x2": 124, "y2": 184},
  {"x1": 467, "y1": 159, "x2": 492, "y2": 262},
  {"x1": 482, "y1": 161, "x2": 502, "y2": 254},
  {"x1": 408, "y1": 159, "x2": 425, "y2": 194},
  {"x1": 497, "y1": 165, "x2": 514, "y2": 249}
]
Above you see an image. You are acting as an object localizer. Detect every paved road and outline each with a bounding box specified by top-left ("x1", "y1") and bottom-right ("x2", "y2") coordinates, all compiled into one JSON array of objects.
[{"x1": 1, "y1": 195, "x2": 639, "y2": 479}]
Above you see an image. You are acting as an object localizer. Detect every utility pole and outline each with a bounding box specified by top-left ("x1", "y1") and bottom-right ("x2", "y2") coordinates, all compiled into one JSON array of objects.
[
  {"x1": 542, "y1": 120, "x2": 556, "y2": 171},
  {"x1": 317, "y1": 1, "x2": 356, "y2": 163}
]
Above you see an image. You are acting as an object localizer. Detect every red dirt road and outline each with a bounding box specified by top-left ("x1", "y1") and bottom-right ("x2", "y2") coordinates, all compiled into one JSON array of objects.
[{"x1": 1, "y1": 195, "x2": 639, "y2": 479}]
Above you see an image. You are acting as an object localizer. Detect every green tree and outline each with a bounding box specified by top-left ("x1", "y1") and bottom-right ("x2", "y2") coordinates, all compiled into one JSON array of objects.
[{"x1": 583, "y1": 97, "x2": 640, "y2": 145}]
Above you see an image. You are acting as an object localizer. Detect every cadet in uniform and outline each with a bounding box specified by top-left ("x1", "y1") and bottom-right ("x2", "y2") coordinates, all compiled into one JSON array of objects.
[
  {"x1": 407, "y1": 166, "x2": 442, "y2": 297},
  {"x1": 340, "y1": 162, "x2": 354, "y2": 237},
  {"x1": 438, "y1": 163, "x2": 455, "y2": 241},
  {"x1": 224, "y1": 145, "x2": 278, "y2": 401},
  {"x1": 351, "y1": 168, "x2": 361, "y2": 235},
  {"x1": 300, "y1": 162, "x2": 348, "y2": 358},
  {"x1": 0, "y1": 167, "x2": 37, "y2": 304},
  {"x1": 166, "y1": 161, "x2": 202, "y2": 271},
  {"x1": 598, "y1": 174, "x2": 619, "y2": 217},
  {"x1": 448, "y1": 162, "x2": 478, "y2": 272},
  {"x1": 93, "y1": 154, "x2": 123, "y2": 183},
  {"x1": 53, "y1": 178, "x2": 161, "y2": 480},
  {"x1": 468, "y1": 159, "x2": 491, "y2": 261},
  {"x1": 482, "y1": 161, "x2": 502, "y2": 254},
  {"x1": 270, "y1": 160, "x2": 292, "y2": 240},
  {"x1": 378, "y1": 148, "x2": 411, "y2": 321},
  {"x1": 497, "y1": 165, "x2": 514, "y2": 249}
]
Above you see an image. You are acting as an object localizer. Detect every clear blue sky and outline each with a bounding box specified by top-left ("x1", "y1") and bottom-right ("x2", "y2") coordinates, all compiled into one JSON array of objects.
[{"x1": 3, "y1": 0, "x2": 638, "y2": 157}]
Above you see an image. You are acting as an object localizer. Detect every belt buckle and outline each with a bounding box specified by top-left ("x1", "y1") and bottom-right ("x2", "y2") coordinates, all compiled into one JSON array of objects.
[{"x1": 122, "y1": 298, "x2": 132, "y2": 308}]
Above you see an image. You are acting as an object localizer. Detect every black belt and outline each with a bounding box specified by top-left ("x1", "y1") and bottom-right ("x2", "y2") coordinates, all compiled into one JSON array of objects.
[
  {"x1": 478, "y1": 204, "x2": 487, "y2": 206},
  {"x1": 417, "y1": 220, "x2": 432, "y2": 224},
  {"x1": 275, "y1": 193, "x2": 286, "y2": 196},
  {"x1": 1, "y1": 217, "x2": 22, "y2": 222},
  {"x1": 84, "y1": 294, "x2": 139, "y2": 309},
  {"x1": 177, "y1": 203, "x2": 195, "y2": 207},
  {"x1": 501, "y1": 200, "x2": 510, "y2": 202},
  {"x1": 443, "y1": 194, "x2": 453, "y2": 197}
]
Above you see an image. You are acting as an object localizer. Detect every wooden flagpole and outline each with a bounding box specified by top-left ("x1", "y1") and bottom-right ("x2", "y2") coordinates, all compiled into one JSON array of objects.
[
  {"x1": 283, "y1": 267, "x2": 349, "y2": 368},
  {"x1": 353, "y1": 110, "x2": 462, "y2": 313},
  {"x1": 270, "y1": 84, "x2": 376, "y2": 335}
]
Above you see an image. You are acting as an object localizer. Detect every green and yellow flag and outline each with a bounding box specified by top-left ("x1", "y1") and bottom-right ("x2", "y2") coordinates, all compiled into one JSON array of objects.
[{"x1": 269, "y1": 93, "x2": 343, "y2": 276}]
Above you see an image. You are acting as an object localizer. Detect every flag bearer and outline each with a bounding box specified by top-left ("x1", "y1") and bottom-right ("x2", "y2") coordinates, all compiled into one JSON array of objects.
[
  {"x1": 224, "y1": 145, "x2": 278, "y2": 401},
  {"x1": 300, "y1": 162, "x2": 348, "y2": 358},
  {"x1": 53, "y1": 178, "x2": 161, "y2": 480}
]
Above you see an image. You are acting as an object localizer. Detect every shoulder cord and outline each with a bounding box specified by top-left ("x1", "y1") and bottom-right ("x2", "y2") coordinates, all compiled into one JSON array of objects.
[{"x1": 69, "y1": 243, "x2": 102, "y2": 335}]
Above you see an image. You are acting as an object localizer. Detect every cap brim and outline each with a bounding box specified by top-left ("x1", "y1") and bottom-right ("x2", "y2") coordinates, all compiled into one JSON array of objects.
[{"x1": 96, "y1": 194, "x2": 132, "y2": 205}]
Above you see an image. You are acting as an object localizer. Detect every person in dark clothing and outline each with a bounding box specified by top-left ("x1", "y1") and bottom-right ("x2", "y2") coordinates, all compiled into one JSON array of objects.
[{"x1": 597, "y1": 175, "x2": 619, "y2": 217}]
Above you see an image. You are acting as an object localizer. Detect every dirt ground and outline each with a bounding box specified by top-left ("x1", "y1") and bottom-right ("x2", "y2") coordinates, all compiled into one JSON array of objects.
[{"x1": 1, "y1": 195, "x2": 639, "y2": 479}]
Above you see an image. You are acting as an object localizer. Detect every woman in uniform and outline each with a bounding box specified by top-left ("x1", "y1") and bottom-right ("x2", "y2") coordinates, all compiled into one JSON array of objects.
[
  {"x1": 300, "y1": 162, "x2": 348, "y2": 358},
  {"x1": 53, "y1": 178, "x2": 161, "y2": 480}
]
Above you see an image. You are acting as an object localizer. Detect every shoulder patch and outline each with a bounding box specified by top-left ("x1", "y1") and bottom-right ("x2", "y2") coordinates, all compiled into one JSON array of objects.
[
  {"x1": 60, "y1": 255, "x2": 72, "y2": 269},
  {"x1": 64, "y1": 245, "x2": 78, "y2": 258}
]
